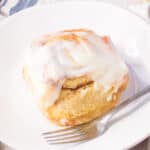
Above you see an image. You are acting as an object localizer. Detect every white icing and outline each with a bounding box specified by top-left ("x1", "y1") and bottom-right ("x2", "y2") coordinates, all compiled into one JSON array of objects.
[{"x1": 24, "y1": 30, "x2": 128, "y2": 107}]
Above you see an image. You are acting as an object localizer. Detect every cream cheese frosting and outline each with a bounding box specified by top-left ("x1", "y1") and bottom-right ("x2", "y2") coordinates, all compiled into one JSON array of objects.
[{"x1": 24, "y1": 29, "x2": 128, "y2": 107}]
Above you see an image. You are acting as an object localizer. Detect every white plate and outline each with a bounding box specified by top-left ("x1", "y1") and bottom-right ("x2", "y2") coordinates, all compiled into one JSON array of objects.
[{"x1": 0, "y1": 2, "x2": 150, "y2": 150}]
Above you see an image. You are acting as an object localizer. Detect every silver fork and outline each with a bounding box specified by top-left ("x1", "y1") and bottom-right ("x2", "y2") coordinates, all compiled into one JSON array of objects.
[{"x1": 42, "y1": 85, "x2": 150, "y2": 144}]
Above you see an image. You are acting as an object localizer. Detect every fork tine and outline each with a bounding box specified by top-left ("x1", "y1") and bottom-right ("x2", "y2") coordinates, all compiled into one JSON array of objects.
[
  {"x1": 42, "y1": 123, "x2": 89, "y2": 136},
  {"x1": 42, "y1": 123, "x2": 87, "y2": 136},
  {"x1": 48, "y1": 133, "x2": 96, "y2": 144},
  {"x1": 42, "y1": 122, "x2": 98, "y2": 144},
  {"x1": 46, "y1": 132, "x2": 87, "y2": 142},
  {"x1": 43, "y1": 127, "x2": 83, "y2": 139}
]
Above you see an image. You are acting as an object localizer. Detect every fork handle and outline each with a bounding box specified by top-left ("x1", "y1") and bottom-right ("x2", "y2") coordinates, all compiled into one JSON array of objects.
[{"x1": 99, "y1": 85, "x2": 150, "y2": 127}]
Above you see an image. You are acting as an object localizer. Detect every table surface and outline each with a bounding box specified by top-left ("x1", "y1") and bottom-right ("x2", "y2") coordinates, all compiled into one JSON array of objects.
[{"x1": 0, "y1": 0, "x2": 149, "y2": 150}]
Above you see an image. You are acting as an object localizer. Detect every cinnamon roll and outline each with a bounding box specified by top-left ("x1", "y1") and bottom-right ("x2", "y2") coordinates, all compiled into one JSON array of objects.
[{"x1": 23, "y1": 29, "x2": 128, "y2": 126}]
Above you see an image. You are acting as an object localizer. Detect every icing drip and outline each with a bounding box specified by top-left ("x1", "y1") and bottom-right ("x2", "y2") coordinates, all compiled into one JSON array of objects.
[{"x1": 24, "y1": 29, "x2": 128, "y2": 107}]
